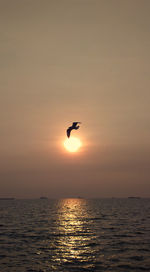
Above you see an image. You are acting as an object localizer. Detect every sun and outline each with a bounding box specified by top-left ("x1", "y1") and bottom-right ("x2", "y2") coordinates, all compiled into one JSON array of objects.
[{"x1": 64, "y1": 137, "x2": 82, "y2": 153}]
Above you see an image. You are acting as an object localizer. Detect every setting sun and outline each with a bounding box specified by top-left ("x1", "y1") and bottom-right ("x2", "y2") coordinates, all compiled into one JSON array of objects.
[{"x1": 64, "y1": 137, "x2": 82, "y2": 153}]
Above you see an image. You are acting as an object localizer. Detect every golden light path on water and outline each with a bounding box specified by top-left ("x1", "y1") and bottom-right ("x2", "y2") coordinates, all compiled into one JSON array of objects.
[{"x1": 51, "y1": 198, "x2": 98, "y2": 269}]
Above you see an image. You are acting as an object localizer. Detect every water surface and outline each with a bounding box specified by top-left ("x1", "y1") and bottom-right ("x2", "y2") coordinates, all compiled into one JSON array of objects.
[{"x1": 0, "y1": 198, "x2": 150, "y2": 271}]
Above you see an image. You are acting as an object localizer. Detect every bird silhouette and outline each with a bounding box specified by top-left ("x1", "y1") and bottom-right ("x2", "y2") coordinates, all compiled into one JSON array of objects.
[{"x1": 66, "y1": 122, "x2": 81, "y2": 138}]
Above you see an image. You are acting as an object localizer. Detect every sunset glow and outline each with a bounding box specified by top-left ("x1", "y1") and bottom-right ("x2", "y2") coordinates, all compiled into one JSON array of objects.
[{"x1": 64, "y1": 137, "x2": 82, "y2": 153}]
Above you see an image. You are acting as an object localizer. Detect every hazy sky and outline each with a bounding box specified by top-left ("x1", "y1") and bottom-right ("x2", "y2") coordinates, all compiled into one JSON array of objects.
[{"x1": 0, "y1": 0, "x2": 150, "y2": 198}]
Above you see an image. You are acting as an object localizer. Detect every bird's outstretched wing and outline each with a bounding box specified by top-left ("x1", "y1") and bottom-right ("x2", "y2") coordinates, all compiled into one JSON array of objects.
[
  {"x1": 67, "y1": 127, "x2": 72, "y2": 138},
  {"x1": 72, "y1": 122, "x2": 81, "y2": 127}
]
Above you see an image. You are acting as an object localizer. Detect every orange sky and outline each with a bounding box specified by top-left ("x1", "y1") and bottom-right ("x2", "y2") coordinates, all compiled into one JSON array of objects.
[{"x1": 0, "y1": 0, "x2": 150, "y2": 198}]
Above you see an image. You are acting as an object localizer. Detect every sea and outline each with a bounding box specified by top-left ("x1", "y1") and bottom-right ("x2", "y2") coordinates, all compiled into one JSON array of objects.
[{"x1": 0, "y1": 198, "x2": 150, "y2": 272}]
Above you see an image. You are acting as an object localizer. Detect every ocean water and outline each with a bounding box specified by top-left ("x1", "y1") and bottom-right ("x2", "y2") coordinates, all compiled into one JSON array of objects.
[{"x1": 0, "y1": 198, "x2": 150, "y2": 272}]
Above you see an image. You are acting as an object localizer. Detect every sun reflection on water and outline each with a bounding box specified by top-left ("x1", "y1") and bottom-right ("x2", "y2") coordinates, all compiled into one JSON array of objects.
[
  {"x1": 57, "y1": 199, "x2": 88, "y2": 258},
  {"x1": 51, "y1": 198, "x2": 97, "y2": 269}
]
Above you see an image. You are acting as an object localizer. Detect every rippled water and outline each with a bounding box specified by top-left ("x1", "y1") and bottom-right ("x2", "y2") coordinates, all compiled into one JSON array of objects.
[{"x1": 0, "y1": 198, "x2": 150, "y2": 271}]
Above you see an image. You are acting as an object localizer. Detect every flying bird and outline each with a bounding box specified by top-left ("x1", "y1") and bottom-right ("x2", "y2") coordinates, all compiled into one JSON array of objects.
[{"x1": 66, "y1": 122, "x2": 81, "y2": 138}]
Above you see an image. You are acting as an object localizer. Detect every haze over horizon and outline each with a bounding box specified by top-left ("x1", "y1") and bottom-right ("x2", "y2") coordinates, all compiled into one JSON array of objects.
[{"x1": 0, "y1": 0, "x2": 150, "y2": 198}]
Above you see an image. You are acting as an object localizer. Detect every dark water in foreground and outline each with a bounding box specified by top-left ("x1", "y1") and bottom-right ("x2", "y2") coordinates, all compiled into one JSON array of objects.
[{"x1": 0, "y1": 198, "x2": 150, "y2": 272}]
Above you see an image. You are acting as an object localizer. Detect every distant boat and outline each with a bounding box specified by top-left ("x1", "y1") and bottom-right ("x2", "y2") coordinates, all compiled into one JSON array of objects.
[
  {"x1": 0, "y1": 198, "x2": 15, "y2": 200},
  {"x1": 40, "y1": 197, "x2": 48, "y2": 200},
  {"x1": 77, "y1": 196, "x2": 85, "y2": 199}
]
